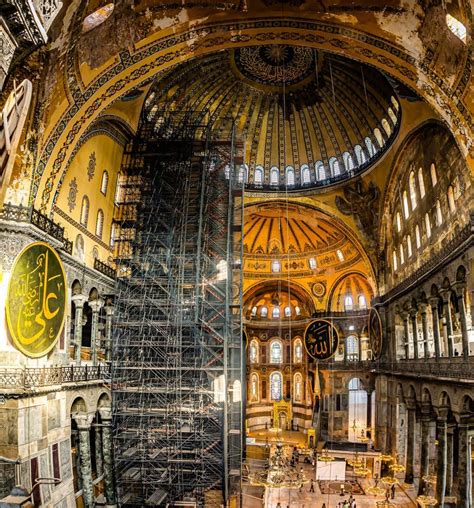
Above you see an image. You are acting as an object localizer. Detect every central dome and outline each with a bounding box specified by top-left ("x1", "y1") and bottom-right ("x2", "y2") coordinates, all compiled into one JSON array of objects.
[{"x1": 144, "y1": 46, "x2": 400, "y2": 191}]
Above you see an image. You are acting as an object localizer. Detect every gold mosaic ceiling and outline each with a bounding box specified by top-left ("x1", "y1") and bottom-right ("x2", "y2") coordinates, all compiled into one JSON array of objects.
[{"x1": 144, "y1": 46, "x2": 400, "y2": 189}]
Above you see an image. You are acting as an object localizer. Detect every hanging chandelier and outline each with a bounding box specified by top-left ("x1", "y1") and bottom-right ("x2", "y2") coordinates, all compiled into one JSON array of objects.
[
  {"x1": 366, "y1": 485, "x2": 386, "y2": 496},
  {"x1": 388, "y1": 462, "x2": 406, "y2": 473},
  {"x1": 347, "y1": 451, "x2": 364, "y2": 468},
  {"x1": 380, "y1": 476, "x2": 399, "y2": 486},
  {"x1": 353, "y1": 465, "x2": 371, "y2": 477},
  {"x1": 249, "y1": 443, "x2": 309, "y2": 489},
  {"x1": 318, "y1": 449, "x2": 335, "y2": 462},
  {"x1": 416, "y1": 495, "x2": 438, "y2": 507},
  {"x1": 422, "y1": 474, "x2": 437, "y2": 485},
  {"x1": 380, "y1": 454, "x2": 394, "y2": 462}
]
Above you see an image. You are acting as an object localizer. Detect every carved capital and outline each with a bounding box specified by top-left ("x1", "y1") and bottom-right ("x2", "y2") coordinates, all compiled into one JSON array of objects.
[
  {"x1": 71, "y1": 294, "x2": 88, "y2": 307},
  {"x1": 72, "y1": 412, "x2": 94, "y2": 430},
  {"x1": 99, "y1": 406, "x2": 112, "y2": 422},
  {"x1": 89, "y1": 299, "x2": 104, "y2": 313}
]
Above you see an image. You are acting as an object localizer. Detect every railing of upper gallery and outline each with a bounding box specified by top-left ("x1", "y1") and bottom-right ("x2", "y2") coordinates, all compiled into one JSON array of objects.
[
  {"x1": 377, "y1": 358, "x2": 474, "y2": 381},
  {"x1": 0, "y1": 364, "x2": 111, "y2": 390}
]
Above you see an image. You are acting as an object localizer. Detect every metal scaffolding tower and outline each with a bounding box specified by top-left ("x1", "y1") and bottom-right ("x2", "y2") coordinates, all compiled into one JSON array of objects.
[{"x1": 111, "y1": 113, "x2": 244, "y2": 507}]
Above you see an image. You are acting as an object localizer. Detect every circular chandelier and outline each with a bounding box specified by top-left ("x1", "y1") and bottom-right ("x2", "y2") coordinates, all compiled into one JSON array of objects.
[
  {"x1": 366, "y1": 485, "x2": 386, "y2": 496},
  {"x1": 381, "y1": 476, "x2": 399, "y2": 486},
  {"x1": 347, "y1": 452, "x2": 364, "y2": 468},
  {"x1": 422, "y1": 474, "x2": 437, "y2": 485},
  {"x1": 380, "y1": 454, "x2": 393, "y2": 462},
  {"x1": 354, "y1": 466, "x2": 371, "y2": 477},
  {"x1": 416, "y1": 495, "x2": 438, "y2": 507},
  {"x1": 318, "y1": 449, "x2": 335, "y2": 462},
  {"x1": 389, "y1": 462, "x2": 406, "y2": 473},
  {"x1": 249, "y1": 443, "x2": 309, "y2": 489}
]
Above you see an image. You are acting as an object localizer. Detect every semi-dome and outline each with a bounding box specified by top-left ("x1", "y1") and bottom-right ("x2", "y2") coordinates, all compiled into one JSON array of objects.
[{"x1": 144, "y1": 45, "x2": 400, "y2": 191}]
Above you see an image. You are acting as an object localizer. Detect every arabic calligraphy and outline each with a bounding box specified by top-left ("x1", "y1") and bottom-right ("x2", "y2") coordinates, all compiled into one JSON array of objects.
[
  {"x1": 304, "y1": 320, "x2": 339, "y2": 360},
  {"x1": 6, "y1": 242, "x2": 66, "y2": 358}
]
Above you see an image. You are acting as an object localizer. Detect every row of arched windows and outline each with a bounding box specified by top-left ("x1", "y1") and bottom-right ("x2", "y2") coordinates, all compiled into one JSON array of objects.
[
  {"x1": 80, "y1": 197, "x2": 104, "y2": 238},
  {"x1": 344, "y1": 294, "x2": 367, "y2": 311},
  {"x1": 249, "y1": 371, "x2": 304, "y2": 402},
  {"x1": 250, "y1": 305, "x2": 302, "y2": 319},
  {"x1": 249, "y1": 338, "x2": 303, "y2": 364}
]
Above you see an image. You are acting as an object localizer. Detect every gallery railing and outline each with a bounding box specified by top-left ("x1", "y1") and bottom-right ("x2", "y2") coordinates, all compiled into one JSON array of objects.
[
  {"x1": 377, "y1": 358, "x2": 474, "y2": 381},
  {"x1": 0, "y1": 364, "x2": 111, "y2": 390}
]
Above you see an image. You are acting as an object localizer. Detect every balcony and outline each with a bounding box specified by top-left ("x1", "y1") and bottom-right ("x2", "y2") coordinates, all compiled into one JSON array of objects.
[
  {"x1": 377, "y1": 358, "x2": 474, "y2": 382},
  {"x1": 0, "y1": 364, "x2": 111, "y2": 392}
]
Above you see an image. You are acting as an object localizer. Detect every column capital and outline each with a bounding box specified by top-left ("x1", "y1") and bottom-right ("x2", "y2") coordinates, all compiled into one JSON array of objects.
[
  {"x1": 409, "y1": 307, "x2": 418, "y2": 319},
  {"x1": 439, "y1": 288, "x2": 453, "y2": 303},
  {"x1": 401, "y1": 310, "x2": 410, "y2": 320},
  {"x1": 452, "y1": 280, "x2": 467, "y2": 296},
  {"x1": 406, "y1": 398, "x2": 417, "y2": 411},
  {"x1": 89, "y1": 299, "x2": 104, "y2": 313},
  {"x1": 72, "y1": 293, "x2": 88, "y2": 306},
  {"x1": 72, "y1": 412, "x2": 94, "y2": 430},
  {"x1": 418, "y1": 303, "x2": 429, "y2": 314},
  {"x1": 435, "y1": 406, "x2": 450, "y2": 421},
  {"x1": 429, "y1": 296, "x2": 440, "y2": 308},
  {"x1": 99, "y1": 406, "x2": 112, "y2": 422},
  {"x1": 105, "y1": 305, "x2": 114, "y2": 317}
]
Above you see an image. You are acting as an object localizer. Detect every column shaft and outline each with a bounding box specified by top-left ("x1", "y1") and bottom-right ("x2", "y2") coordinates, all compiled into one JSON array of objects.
[
  {"x1": 420, "y1": 309, "x2": 430, "y2": 359},
  {"x1": 405, "y1": 406, "x2": 416, "y2": 483},
  {"x1": 436, "y1": 418, "x2": 447, "y2": 506},
  {"x1": 457, "y1": 291, "x2": 470, "y2": 358},
  {"x1": 76, "y1": 421, "x2": 94, "y2": 508},
  {"x1": 74, "y1": 305, "x2": 84, "y2": 366},
  {"x1": 446, "y1": 430, "x2": 454, "y2": 496},
  {"x1": 442, "y1": 295, "x2": 454, "y2": 357},
  {"x1": 457, "y1": 423, "x2": 472, "y2": 508},
  {"x1": 418, "y1": 416, "x2": 431, "y2": 495},
  {"x1": 402, "y1": 315, "x2": 410, "y2": 359},
  {"x1": 410, "y1": 313, "x2": 419, "y2": 359},
  {"x1": 94, "y1": 424, "x2": 103, "y2": 478},
  {"x1": 99, "y1": 408, "x2": 117, "y2": 507},
  {"x1": 430, "y1": 302, "x2": 441, "y2": 360}
]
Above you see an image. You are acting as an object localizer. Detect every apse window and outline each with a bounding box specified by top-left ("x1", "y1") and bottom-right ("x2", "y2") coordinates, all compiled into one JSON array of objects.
[
  {"x1": 284, "y1": 306, "x2": 291, "y2": 317},
  {"x1": 446, "y1": 14, "x2": 467, "y2": 43},
  {"x1": 260, "y1": 306, "x2": 268, "y2": 318},
  {"x1": 251, "y1": 306, "x2": 257, "y2": 317},
  {"x1": 344, "y1": 296, "x2": 353, "y2": 311},
  {"x1": 336, "y1": 249, "x2": 344, "y2": 262},
  {"x1": 270, "y1": 341, "x2": 283, "y2": 363},
  {"x1": 272, "y1": 307, "x2": 280, "y2": 319},
  {"x1": 254, "y1": 167, "x2": 264, "y2": 185},
  {"x1": 358, "y1": 295, "x2": 367, "y2": 309},
  {"x1": 309, "y1": 257, "x2": 317, "y2": 270},
  {"x1": 295, "y1": 306, "x2": 301, "y2": 316},
  {"x1": 271, "y1": 260, "x2": 281, "y2": 273}
]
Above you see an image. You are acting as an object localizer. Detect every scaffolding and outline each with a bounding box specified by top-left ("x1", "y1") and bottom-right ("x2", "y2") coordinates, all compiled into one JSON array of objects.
[{"x1": 111, "y1": 112, "x2": 244, "y2": 507}]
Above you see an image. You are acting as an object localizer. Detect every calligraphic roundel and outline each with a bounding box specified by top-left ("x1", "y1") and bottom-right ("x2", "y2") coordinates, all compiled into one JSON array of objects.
[
  {"x1": 304, "y1": 319, "x2": 339, "y2": 361},
  {"x1": 368, "y1": 307, "x2": 383, "y2": 359},
  {"x1": 6, "y1": 242, "x2": 67, "y2": 358}
]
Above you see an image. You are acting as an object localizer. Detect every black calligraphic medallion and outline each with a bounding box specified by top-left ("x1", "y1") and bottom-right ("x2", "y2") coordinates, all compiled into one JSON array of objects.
[
  {"x1": 6, "y1": 242, "x2": 67, "y2": 358},
  {"x1": 368, "y1": 307, "x2": 383, "y2": 359},
  {"x1": 304, "y1": 319, "x2": 339, "y2": 360}
]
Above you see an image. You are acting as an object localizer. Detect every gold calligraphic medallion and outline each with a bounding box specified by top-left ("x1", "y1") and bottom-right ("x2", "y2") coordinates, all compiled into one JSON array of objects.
[
  {"x1": 304, "y1": 319, "x2": 339, "y2": 360},
  {"x1": 368, "y1": 307, "x2": 383, "y2": 359},
  {"x1": 6, "y1": 242, "x2": 66, "y2": 358}
]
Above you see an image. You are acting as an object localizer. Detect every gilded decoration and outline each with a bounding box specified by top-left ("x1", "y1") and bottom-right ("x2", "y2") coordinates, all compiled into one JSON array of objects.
[
  {"x1": 312, "y1": 282, "x2": 326, "y2": 298},
  {"x1": 87, "y1": 152, "x2": 96, "y2": 181},
  {"x1": 6, "y1": 242, "x2": 67, "y2": 358},
  {"x1": 67, "y1": 177, "x2": 78, "y2": 212}
]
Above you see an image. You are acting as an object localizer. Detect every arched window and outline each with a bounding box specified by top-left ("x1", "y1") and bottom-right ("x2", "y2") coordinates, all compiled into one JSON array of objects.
[
  {"x1": 365, "y1": 137, "x2": 377, "y2": 157},
  {"x1": 382, "y1": 118, "x2": 392, "y2": 136},
  {"x1": 336, "y1": 249, "x2": 344, "y2": 262},
  {"x1": 260, "y1": 306, "x2": 268, "y2": 318},
  {"x1": 309, "y1": 257, "x2": 317, "y2": 269},
  {"x1": 391, "y1": 96, "x2": 400, "y2": 112},
  {"x1": 409, "y1": 171, "x2": 417, "y2": 210},
  {"x1": 358, "y1": 295, "x2": 367, "y2": 309},
  {"x1": 254, "y1": 166, "x2": 264, "y2": 185},
  {"x1": 407, "y1": 235, "x2": 412, "y2": 257},
  {"x1": 354, "y1": 145, "x2": 366, "y2": 165},
  {"x1": 294, "y1": 339, "x2": 303, "y2": 363},
  {"x1": 314, "y1": 162, "x2": 324, "y2": 181},
  {"x1": 403, "y1": 191, "x2": 410, "y2": 219},
  {"x1": 343, "y1": 152, "x2": 354, "y2": 172},
  {"x1": 447, "y1": 185, "x2": 456, "y2": 212},
  {"x1": 388, "y1": 107, "x2": 397, "y2": 125},
  {"x1": 250, "y1": 373, "x2": 259, "y2": 402},
  {"x1": 251, "y1": 306, "x2": 257, "y2": 317},
  {"x1": 270, "y1": 167, "x2": 279, "y2": 186},
  {"x1": 295, "y1": 306, "x2": 301, "y2": 316},
  {"x1": 270, "y1": 372, "x2": 283, "y2": 401},
  {"x1": 346, "y1": 335, "x2": 359, "y2": 361},
  {"x1": 430, "y1": 163, "x2": 437, "y2": 187},
  {"x1": 415, "y1": 170, "x2": 425, "y2": 200},
  {"x1": 80, "y1": 196, "x2": 89, "y2": 227},
  {"x1": 294, "y1": 373, "x2": 303, "y2": 402},
  {"x1": 446, "y1": 13, "x2": 467, "y2": 43},
  {"x1": 272, "y1": 307, "x2": 280, "y2": 319},
  {"x1": 344, "y1": 295, "x2": 353, "y2": 311},
  {"x1": 101, "y1": 171, "x2": 109, "y2": 195},
  {"x1": 224, "y1": 164, "x2": 231, "y2": 179},
  {"x1": 425, "y1": 213, "x2": 432, "y2": 238},
  {"x1": 396, "y1": 212, "x2": 402, "y2": 233},
  {"x1": 238, "y1": 165, "x2": 245, "y2": 183},
  {"x1": 436, "y1": 200, "x2": 443, "y2": 225},
  {"x1": 399, "y1": 244, "x2": 405, "y2": 265},
  {"x1": 301, "y1": 164, "x2": 311, "y2": 184},
  {"x1": 271, "y1": 260, "x2": 281, "y2": 273},
  {"x1": 392, "y1": 250, "x2": 398, "y2": 271},
  {"x1": 249, "y1": 340, "x2": 259, "y2": 364},
  {"x1": 270, "y1": 341, "x2": 283, "y2": 363},
  {"x1": 286, "y1": 166, "x2": 295, "y2": 186},
  {"x1": 374, "y1": 128, "x2": 385, "y2": 148},
  {"x1": 95, "y1": 209, "x2": 104, "y2": 238},
  {"x1": 329, "y1": 157, "x2": 340, "y2": 177},
  {"x1": 284, "y1": 306, "x2": 291, "y2": 317},
  {"x1": 415, "y1": 225, "x2": 421, "y2": 248}
]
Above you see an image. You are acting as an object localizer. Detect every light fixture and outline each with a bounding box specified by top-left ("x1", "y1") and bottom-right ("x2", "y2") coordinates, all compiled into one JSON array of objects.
[
  {"x1": 381, "y1": 476, "x2": 399, "y2": 486},
  {"x1": 366, "y1": 485, "x2": 386, "y2": 496},
  {"x1": 249, "y1": 443, "x2": 309, "y2": 489},
  {"x1": 416, "y1": 495, "x2": 437, "y2": 507},
  {"x1": 353, "y1": 466, "x2": 371, "y2": 477},
  {"x1": 347, "y1": 452, "x2": 363, "y2": 468},
  {"x1": 422, "y1": 474, "x2": 437, "y2": 485},
  {"x1": 388, "y1": 462, "x2": 406, "y2": 473},
  {"x1": 379, "y1": 454, "x2": 393, "y2": 462},
  {"x1": 318, "y1": 449, "x2": 335, "y2": 463}
]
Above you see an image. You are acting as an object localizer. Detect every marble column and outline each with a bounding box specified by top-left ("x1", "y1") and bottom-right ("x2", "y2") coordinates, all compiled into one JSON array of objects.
[
  {"x1": 72, "y1": 294, "x2": 87, "y2": 366},
  {"x1": 418, "y1": 406, "x2": 431, "y2": 495},
  {"x1": 441, "y1": 291, "x2": 454, "y2": 357},
  {"x1": 73, "y1": 413, "x2": 94, "y2": 508},
  {"x1": 402, "y1": 312, "x2": 410, "y2": 359},
  {"x1": 405, "y1": 400, "x2": 416, "y2": 484},
  {"x1": 99, "y1": 407, "x2": 117, "y2": 507},
  {"x1": 454, "y1": 283, "x2": 470, "y2": 358},
  {"x1": 429, "y1": 297, "x2": 441, "y2": 359},
  {"x1": 456, "y1": 422, "x2": 472, "y2": 508},
  {"x1": 105, "y1": 305, "x2": 114, "y2": 362},
  {"x1": 367, "y1": 390, "x2": 373, "y2": 438},
  {"x1": 89, "y1": 299, "x2": 104, "y2": 366},
  {"x1": 419, "y1": 304, "x2": 430, "y2": 359},
  {"x1": 410, "y1": 309, "x2": 419, "y2": 359},
  {"x1": 435, "y1": 411, "x2": 448, "y2": 506},
  {"x1": 93, "y1": 422, "x2": 103, "y2": 478},
  {"x1": 446, "y1": 428, "x2": 454, "y2": 496}
]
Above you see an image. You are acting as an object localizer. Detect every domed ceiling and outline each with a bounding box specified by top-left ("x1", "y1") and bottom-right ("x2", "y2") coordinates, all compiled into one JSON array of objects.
[{"x1": 144, "y1": 45, "x2": 400, "y2": 190}]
